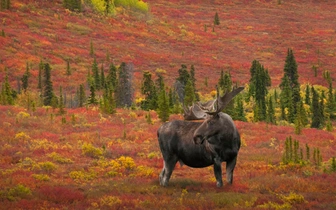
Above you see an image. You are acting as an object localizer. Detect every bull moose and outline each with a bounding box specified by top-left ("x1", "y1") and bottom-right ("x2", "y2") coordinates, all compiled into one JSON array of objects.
[{"x1": 157, "y1": 87, "x2": 244, "y2": 187}]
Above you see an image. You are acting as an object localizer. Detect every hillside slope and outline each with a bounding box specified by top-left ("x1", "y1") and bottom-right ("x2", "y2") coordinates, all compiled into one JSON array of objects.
[{"x1": 1, "y1": 0, "x2": 335, "y2": 94}]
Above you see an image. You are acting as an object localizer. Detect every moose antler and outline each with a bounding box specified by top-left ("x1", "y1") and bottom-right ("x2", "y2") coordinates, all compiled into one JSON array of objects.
[
  {"x1": 183, "y1": 86, "x2": 244, "y2": 120},
  {"x1": 208, "y1": 86, "x2": 245, "y2": 115},
  {"x1": 183, "y1": 103, "x2": 208, "y2": 120}
]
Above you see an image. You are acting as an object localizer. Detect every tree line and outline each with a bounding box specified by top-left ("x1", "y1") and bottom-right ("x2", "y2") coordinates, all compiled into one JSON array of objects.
[{"x1": 1, "y1": 48, "x2": 335, "y2": 131}]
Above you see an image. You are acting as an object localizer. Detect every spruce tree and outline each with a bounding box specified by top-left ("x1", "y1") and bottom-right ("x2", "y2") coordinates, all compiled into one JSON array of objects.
[
  {"x1": 141, "y1": 71, "x2": 158, "y2": 110},
  {"x1": 305, "y1": 84, "x2": 310, "y2": 105},
  {"x1": 183, "y1": 79, "x2": 196, "y2": 107},
  {"x1": 2, "y1": 68, "x2": 15, "y2": 105},
  {"x1": 79, "y1": 84, "x2": 86, "y2": 107},
  {"x1": 106, "y1": 63, "x2": 117, "y2": 90},
  {"x1": 115, "y1": 62, "x2": 134, "y2": 107},
  {"x1": 66, "y1": 59, "x2": 71, "y2": 76},
  {"x1": 214, "y1": 12, "x2": 220, "y2": 25},
  {"x1": 311, "y1": 86, "x2": 322, "y2": 128},
  {"x1": 100, "y1": 64, "x2": 105, "y2": 88},
  {"x1": 157, "y1": 88, "x2": 170, "y2": 122},
  {"x1": 21, "y1": 62, "x2": 30, "y2": 92},
  {"x1": 88, "y1": 83, "x2": 98, "y2": 105},
  {"x1": 280, "y1": 49, "x2": 301, "y2": 119},
  {"x1": 43, "y1": 63, "x2": 55, "y2": 106},
  {"x1": 266, "y1": 96, "x2": 276, "y2": 124},
  {"x1": 92, "y1": 58, "x2": 100, "y2": 90},
  {"x1": 326, "y1": 81, "x2": 335, "y2": 119},
  {"x1": 58, "y1": 86, "x2": 66, "y2": 115}
]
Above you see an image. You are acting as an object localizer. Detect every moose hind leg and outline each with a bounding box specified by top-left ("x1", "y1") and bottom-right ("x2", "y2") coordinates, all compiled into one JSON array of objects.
[
  {"x1": 213, "y1": 158, "x2": 223, "y2": 187},
  {"x1": 160, "y1": 156, "x2": 178, "y2": 187},
  {"x1": 226, "y1": 157, "x2": 237, "y2": 184}
]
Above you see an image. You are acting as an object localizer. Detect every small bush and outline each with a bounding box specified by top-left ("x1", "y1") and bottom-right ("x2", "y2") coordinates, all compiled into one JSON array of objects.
[
  {"x1": 48, "y1": 152, "x2": 74, "y2": 164},
  {"x1": 100, "y1": 195, "x2": 122, "y2": 208},
  {"x1": 3, "y1": 184, "x2": 32, "y2": 201},
  {"x1": 32, "y1": 174, "x2": 50, "y2": 181},
  {"x1": 82, "y1": 143, "x2": 103, "y2": 158}
]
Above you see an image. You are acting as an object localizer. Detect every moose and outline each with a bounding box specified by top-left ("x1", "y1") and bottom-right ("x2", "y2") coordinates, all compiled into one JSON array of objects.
[{"x1": 157, "y1": 87, "x2": 244, "y2": 187}]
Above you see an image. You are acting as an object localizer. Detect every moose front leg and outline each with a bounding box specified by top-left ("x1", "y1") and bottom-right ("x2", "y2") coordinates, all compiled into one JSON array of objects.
[{"x1": 213, "y1": 157, "x2": 223, "y2": 187}]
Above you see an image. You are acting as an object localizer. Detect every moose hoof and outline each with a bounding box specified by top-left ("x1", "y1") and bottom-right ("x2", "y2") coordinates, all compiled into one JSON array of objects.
[{"x1": 216, "y1": 181, "x2": 223, "y2": 188}]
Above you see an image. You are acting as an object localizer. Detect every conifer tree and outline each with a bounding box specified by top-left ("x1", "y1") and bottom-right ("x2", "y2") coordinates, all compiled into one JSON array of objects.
[
  {"x1": 234, "y1": 94, "x2": 246, "y2": 122},
  {"x1": 157, "y1": 88, "x2": 170, "y2": 122},
  {"x1": 101, "y1": 85, "x2": 115, "y2": 114},
  {"x1": 280, "y1": 49, "x2": 301, "y2": 119},
  {"x1": 106, "y1": 63, "x2": 117, "y2": 90},
  {"x1": 184, "y1": 79, "x2": 196, "y2": 107},
  {"x1": 43, "y1": 63, "x2": 55, "y2": 106},
  {"x1": 156, "y1": 73, "x2": 165, "y2": 93},
  {"x1": 21, "y1": 62, "x2": 30, "y2": 93},
  {"x1": 58, "y1": 86, "x2": 66, "y2": 115},
  {"x1": 311, "y1": 86, "x2": 322, "y2": 128},
  {"x1": 214, "y1": 12, "x2": 220, "y2": 25},
  {"x1": 1, "y1": 68, "x2": 15, "y2": 105},
  {"x1": 100, "y1": 64, "x2": 105, "y2": 88},
  {"x1": 305, "y1": 84, "x2": 310, "y2": 105},
  {"x1": 88, "y1": 83, "x2": 98, "y2": 105},
  {"x1": 326, "y1": 81, "x2": 335, "y2": 119},
  {"x1": 92, "y1": 58, "x2": 100, "y2": 90},
  {"x1": 115, "y1": 62, "x2": 134, "y2": 107},
  {"x1": 90, "y1": 39, "x2": 94, "y2": 57},
  {"x1": 141, "y1": 71, "x2": 158, "y2": 110},
  {"x1": 79, "y1": 84, "x2": 86, "y2": 107},
  {"x1": 66, "y1": 59, "x2": 71, "y2": 76},
  {"x1": 266, "y1": 96, "x2": 276, "y2": 124}
]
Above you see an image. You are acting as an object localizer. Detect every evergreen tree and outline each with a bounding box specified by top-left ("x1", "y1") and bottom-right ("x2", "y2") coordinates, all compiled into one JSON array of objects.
[
  {"x1": 266, "y1": 96, "x2": 276, "y2": 124},
  {"x1": 326, "y1": 81, "x2": 335, "y2": 119},
  {"x1": 0, "y1": 0, "x2": 10, "y2": 10},
  {"x1": 43, "y1": 63, "x2": 55, "y2": 106},
  {"x1": 234, "y1": 94, "x2": 246, "y2": 122},
  {"x1": 58, "y1": 86, "x2": 66, "y2": 115},
  {"x1": 155, "y1": 73, "x2": 165, "y2": 93},
  {"x1": 100, "y1": 64, "x2": 105, "y2": 88},
  {"x1": 184, "y1": 79, "x2": 196, "y2": 107},
  {"x1": 101, "y1": 85, "x2": 116, "y2": 114},
  {"x1": 190, "y1": 64, "x2": 199, "y2": 101},
  {"x1": 214, "y1": 12, "x2": 220, "y2": 25},
  {"x1": 63, "y1": 0, "x2": 82, "y2": 12},
  {"x1": 38, "y1": 60, "x2": 43, "y2": 89},
  {"x1": 280, "y1": 49, "x2": 301, "y2": 119},
  {"x1": 66, "y1": 59, "x2": 71, "y2": 76},
  {"x1": 115, "y1": 62, "x2": 134, "y2": 107},
  {"x1": 1, "y1": 29, "x2": 5, "y2": 37},
  {"x1": 157, "y1": 88, "x2": 170, "y2": 122},
  {"x1": 79, "y1": 84, "x2": 86, "y2": 107},
  {"x1": 218, "y1": 70, "x2": 235, "y2": 115},
  {"x1": 1, "y1": 68, "x2": 15, "y2": 105},
  {"x1": 106, "y1": 63, "x2": 117, "y2": 90},
  {"x1": 141, "y1": 71, "x2": 158, "y2": 110},
  {"x1": 90, "y1": 39, "x2": 94, "y2": 57},
  {"x1": 305, "y1": 84, "x2": 310, "y2": 105},
  {"x1": 311, "y1": 86, "x2": 322, "y2": 128},
  {"x1": 88, "y1": 83, "x2": 98, "y2": 105},
  {"x1": 21, "y1": 62, "x2": 30, "y2": 92},
  {"x1": 177, "y1": 64, "x2": 190, "y2": 86},
  {"x1": 92, "y1": 58, "x2": 100, "y2": 90}
]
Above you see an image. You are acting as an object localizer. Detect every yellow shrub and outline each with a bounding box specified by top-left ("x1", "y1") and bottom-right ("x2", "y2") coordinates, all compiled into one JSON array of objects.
[
  {"x1": 100, "y1": 195, "x2": 122, "y2": 208},
  {"x1": 117, "y1": 156, "x2": 135, "y2": 170},
  {"x1": 48, "y1": 152, "x2": 74, "y2": 164},
  {"x1": 14, "y1": 132, "x2": 30, "y2": 141},
  {"x1": 136, "y1": 165, "x2": 154, "y2": 177},
  {"x1": 16, "y1": 111, "x2": 30, "y2": 119},
  {"x1": 82, "y1": 143, "x2": 103, "y2": 158},
  {"x1": 69, "y1": 170, "x2": 97, "y2": 181},
  {"x1": 32, "y1": 174, "x2": 50, "y2": 181}
]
